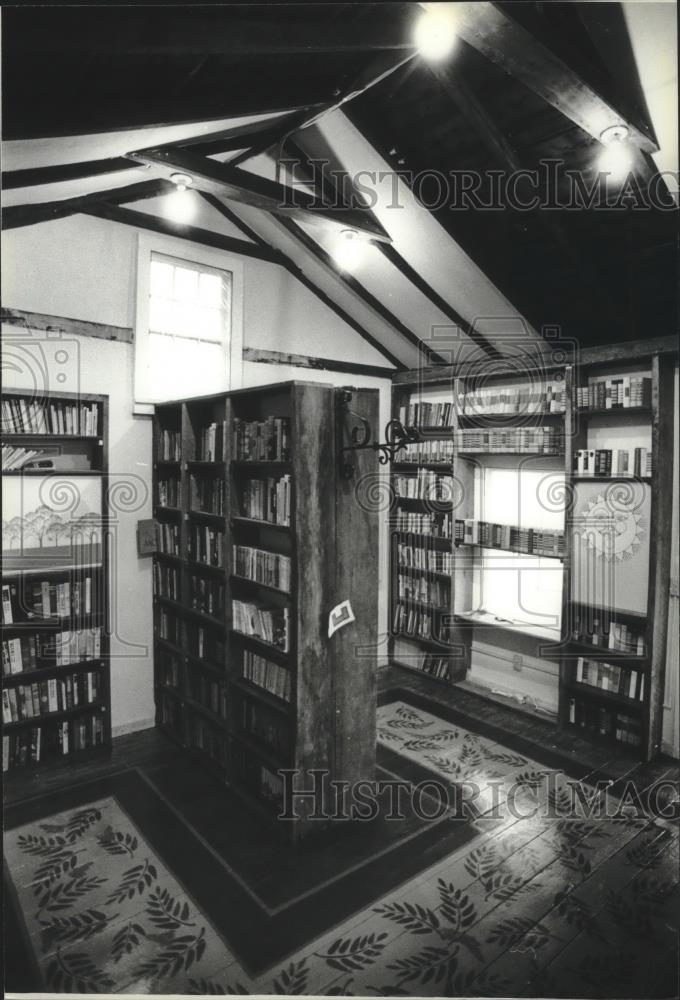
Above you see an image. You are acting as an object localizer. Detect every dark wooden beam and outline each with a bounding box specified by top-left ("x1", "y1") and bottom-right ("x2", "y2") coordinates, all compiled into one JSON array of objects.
[
  {"x1": 199, "y1": 193, "x2": 405, "y2": 370},
  {"x1": 451, "y1": 2, "x2": 658, "y2": 153},
  {"x1": 1, "y1": 308, "x2": 132, "y2": 343},
  {"x1": 243, "y1": 348, "x2": 395, "y2": 379},
  {"x1": 83, "y1": 203, "x2": 287, "y2": 266},
  {"x1": 284, "y1": 138, "x2": 501, "y2": 361},
  {"x1": 2, "y1": 109, "x2": 322, "y2": 191},
  {"x1": 126, "y1": 145, "x2": 391, "y2": 243},
  {"x1": 2, "y1": 179, "x2": 175, "y2": 230},
  {"x1": 17, "y1": 8, "x2": 416, "y2": 57},
  {"x1": 274, "y1": 215, "x2": 447, "y2": 366}
]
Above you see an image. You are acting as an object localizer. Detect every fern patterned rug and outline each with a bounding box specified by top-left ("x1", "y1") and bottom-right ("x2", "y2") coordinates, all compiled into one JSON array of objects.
[{"x1": 4, "y1": 706, "x2": 678, "y2": 997}]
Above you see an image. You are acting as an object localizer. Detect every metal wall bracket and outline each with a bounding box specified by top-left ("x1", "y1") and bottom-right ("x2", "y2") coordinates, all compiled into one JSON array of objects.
[{"x1": 336, "y1": 388, "x2": 419, "y2": 479}]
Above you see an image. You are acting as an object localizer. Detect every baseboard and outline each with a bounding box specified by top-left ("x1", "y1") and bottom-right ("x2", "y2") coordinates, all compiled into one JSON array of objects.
[{"x1": 112, "y1": 717, "x2": 155, "y2": 738}]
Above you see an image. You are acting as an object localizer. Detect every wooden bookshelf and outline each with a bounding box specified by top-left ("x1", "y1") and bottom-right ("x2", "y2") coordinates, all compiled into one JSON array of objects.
[
  {"x1": 390, "y1": 346, "x2": 675, "y2": 761},
  {"x1": 2, "y1": 387, "x2": 111, "y2": 774},
  {"x1": 390, "y1": 368, "x2": 568, "y2": 690},
  {"x1": 560, "y1": 352, "x2": 674, "y2": 760},
  {"x1": 151, "y1": 381, "x2": 378, "y2": 839}
]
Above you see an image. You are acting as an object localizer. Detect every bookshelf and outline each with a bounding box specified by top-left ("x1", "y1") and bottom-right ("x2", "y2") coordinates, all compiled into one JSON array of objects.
[
  {"x1": 2, "y1": 388, "x2": 111, "y2": 774},
  {"x1": 561, "y1": 352, "x2": 674, "y2": 760},
  {"x1": 152, "y1": 381, "x2": 378, "y2": 838},
  {"x1": 390, "y1": 346, "x2": 675, "y2": 760},
  {"x1": 390, "y1": 370, "x2": 567, "y2": 692}
]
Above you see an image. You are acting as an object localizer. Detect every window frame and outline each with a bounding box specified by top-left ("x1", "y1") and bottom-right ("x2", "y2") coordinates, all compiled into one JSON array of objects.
[{"x1": 134, "y1": 231, "x2": 243, "y2": 413}]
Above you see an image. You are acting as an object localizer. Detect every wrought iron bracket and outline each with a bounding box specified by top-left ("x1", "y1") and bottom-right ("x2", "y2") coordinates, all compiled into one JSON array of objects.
[{"x1": 336, "y1": 388, "x2": 420, "y2": 479}]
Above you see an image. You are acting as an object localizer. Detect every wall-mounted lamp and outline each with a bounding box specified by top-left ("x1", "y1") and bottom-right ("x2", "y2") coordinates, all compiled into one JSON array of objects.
[
  {"x1": 598, "y1": 125, "x2": 633, "y2": 182},
  {"x1": 167, "y1": 172, "x2": 196, "y2": 224}
]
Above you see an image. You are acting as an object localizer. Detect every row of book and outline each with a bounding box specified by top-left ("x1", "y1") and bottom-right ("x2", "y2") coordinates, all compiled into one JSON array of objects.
[
  {"x1": 393, "y1": 602, "x2": 447, "y2": 642},
  {"x1": 158, "y1": 522, "x2": 180, "y2": 556},
  {"x1": 454, "y1": 519, "x2": 565, "y2": 557},
  {"x1": 574, "y1": 447, "x2": 652, "y2": 477},
  {"x1": 568, "y1": 698, "x2": 641, "y2": 747},
  {"x1": 189, "y1": 574, "x2": 225, "y2": 617},
  {"x1": 159, "y1": 609, "x2": 182, "y2": 647},
  {"x1": 191, "y1": 475, "x2": 225, "y2": 516},
  {"x1": 233, "y1": 417, "x2": 291, "y2": 462},
  {"x1": 189, "y1": 524, "x2": 224, "y2": 567},
  {"x1": 241, "y1": 701, "x2": 289, "y2": 757},
  {"x1": 3, "y1": 577, "x2": 95, "y2": 622},
  {"x1": 232, "y1": 545, "x2": 291, "y2": 592},
  {"x1": 456, "y1": 427, "x2": 563, "y2": 454},
  {"x1": 575, "y1": 658, "x2": 644, "y2": 700},
  {"x1": 395, "y1": 648, "x2": 452, "y2": 682},
  {"x1": 398, "y1": 401, "x2": 453, "y2": 428},
  {"x1": 394, "y1": 471, "x2": 453, "y2": 501},
  {"x1": 187, "y1": 623, "x2": 225, "y2": 666},
  {"x1": 3, "y1": 628, "x2": 103, "y2": 674},
  {"x1": 398, "y1": 440, "x2": 453, "y2": 465},
  {"x1": 570, "y1": 614, "x2": 646, "y2": 655},
  {"x1": 395, "y1": 510, "x2": 453, "y2": 539},
  {"x1": 575, "y1": 377, "x2": 651, "y2": 411},
  {"x1": 242, "y1": 650, "x2": 291, "y2": 702},
  {"x1": 198, "y1": 421, "x2": 228, "y2": 462},
  {"x1": 157, "y1": 477, "x2": 180, "y2": 508},
  {"x1": 157, "y1": 650, "x2": 181, "y2": 689},
  {"x1": 3, "y1": 714, "x2": 106, "y2": 770},
  {"x1": 2, "y1": 398, "x2": 100, "y2": 436},
  {"x1": 187, "y1": 674, "x2": 228, "y2": 719},
  {"x1": 233, "y1": 599, "x2": 290, "y2": 652},
  {"x1": 240, "y1": 476, "x2": 291, "y2": 525},
  {"x1": 188, "y1": 715, "x2": 227, "y2": 767},
  {"x1": 154, "y1": 563, "x2": 180, "y2": 601},
  {"x1": 260, "y1": 764, "x2": 284, "y2": 806},
  {"x1": 396, "y1": 574, "x2": 450, "y2": 607},
  {"x1": 3, "y1": 670, "x2": 103, "y2": 723},
  {"x1": 457, "y1": 382, "x2": 566, "y2": 416},
  {"x1": 2, "y1": 445, "x2": 47, "y2": 470},
  {"x1": 158, "y1": 428, "x2": 181, "y2": 462},
  {"x1": 396, "y1": 543, "x2": 453, "y2": 574}
]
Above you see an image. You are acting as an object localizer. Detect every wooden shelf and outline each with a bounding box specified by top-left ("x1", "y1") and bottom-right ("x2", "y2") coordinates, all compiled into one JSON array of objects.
[
  {"x1": 230, "y1": 574, "x2": 291, "y2": 597},
  {"x1": 2, "y1": 388, "x2": 111, "y2": 774},
  {"x1": 564, "y1": 682, "x2": 645, "y2": 709},
  {"x1": 4, "y1": 702, "x2": 107, "y2": 731},
  {"x1": 454, "y1": 610, "x2": 561, "y2": 642},
  {"x1": 231, "y1": 676, "x2": 291, "y2": 714},
  {"x1": 231, "y1": 516, "x2": 290, "y2": 530},
  {"x1": 576, "y1": 406, "x2": 652, "y2": 418}
]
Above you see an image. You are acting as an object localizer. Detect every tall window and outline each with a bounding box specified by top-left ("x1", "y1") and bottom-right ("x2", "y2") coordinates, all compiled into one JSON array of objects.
[{"x1": 134, "y1": 234, "x2": 242, "y2": 408}]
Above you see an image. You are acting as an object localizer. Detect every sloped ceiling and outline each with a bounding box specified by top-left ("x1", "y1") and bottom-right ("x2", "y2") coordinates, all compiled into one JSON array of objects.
[{"x1": 2, "y1": 2, "x2": 677, "y2": 366}]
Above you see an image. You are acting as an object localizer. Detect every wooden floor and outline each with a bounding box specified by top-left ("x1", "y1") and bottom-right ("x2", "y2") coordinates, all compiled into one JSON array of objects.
[{"x1": 4, "y1": 668, "x2": 679, "y2": 997}]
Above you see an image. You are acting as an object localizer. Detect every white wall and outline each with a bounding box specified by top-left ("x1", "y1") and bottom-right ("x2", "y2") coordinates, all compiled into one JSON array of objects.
[{"x1": 2, "y1": 213, "x2": 392, "y2": 735}]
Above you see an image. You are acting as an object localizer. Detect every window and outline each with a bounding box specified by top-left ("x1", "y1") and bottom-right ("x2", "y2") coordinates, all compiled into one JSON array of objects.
[
  {"x1": 475, "y1": 466, "x2": 564, "y2": 633},
  {"x1": 134, "y1": 233, "x2": 243, "y2": 409}
]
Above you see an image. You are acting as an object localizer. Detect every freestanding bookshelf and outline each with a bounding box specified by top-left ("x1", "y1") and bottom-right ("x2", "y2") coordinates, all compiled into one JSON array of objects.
[
  {"x1": 152, "y1": 380, "x2": 379, "y2": 839},
  {"x1": 389, "y1": 343, "x2": 674, "y2": 762},
  {"x1": 1, "y1": 388, "x2": 111, "y2": 774}
]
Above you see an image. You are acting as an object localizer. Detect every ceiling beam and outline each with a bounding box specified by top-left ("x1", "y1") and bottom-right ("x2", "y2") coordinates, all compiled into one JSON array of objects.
[
  {"x1": 274, "y1": 215, "x2": 448, "y2": 366},
  {"x1": 125, "y1": 145, "x2": 391, "y2": 243},
  {"x1": 83, "y1": 203, "x2": 286, "y2": 266},
  {"x1": 199, "y1": 193, "x2": 404, "y2": 370},
  {"x1": 13, "y1": 8, "x2": 416, "y2": 57},
  {"x1": 285, "y1": 138, "x2": 501, "y2": 361},
  {"x1": 440, "y1": 2, "x2": 658, "y2": 154},
  {"x1": 2, "y1": 179, "x2": 175, "y2": 230}
]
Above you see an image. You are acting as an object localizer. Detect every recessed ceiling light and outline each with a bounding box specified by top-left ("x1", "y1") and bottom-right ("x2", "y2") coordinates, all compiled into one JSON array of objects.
[
  {"x1": 332, "y1": 229, "x2": 367, "y2": 273},
  {"x1": 414, "y1": 7, "x2": 457, "y2": 62},
  {"x1": 598, "y1": 125, "x2": 633, "y2": 182}
]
